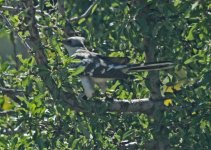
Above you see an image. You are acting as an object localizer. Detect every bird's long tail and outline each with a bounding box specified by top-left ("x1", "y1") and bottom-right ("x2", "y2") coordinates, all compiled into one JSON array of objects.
[{"x1": 128, "y1": 61, "x2": 174, "y2": 72}]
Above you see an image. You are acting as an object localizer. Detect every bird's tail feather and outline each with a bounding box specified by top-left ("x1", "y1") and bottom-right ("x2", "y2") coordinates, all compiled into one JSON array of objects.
[{"x1": 128, "y1": 61, "x2": 174, "y2": 72}]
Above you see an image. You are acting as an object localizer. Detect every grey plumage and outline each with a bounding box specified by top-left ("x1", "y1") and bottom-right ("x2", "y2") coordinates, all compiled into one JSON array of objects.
[{"x1": 62, "y1": 37, "x2": 174, "y2": 98}]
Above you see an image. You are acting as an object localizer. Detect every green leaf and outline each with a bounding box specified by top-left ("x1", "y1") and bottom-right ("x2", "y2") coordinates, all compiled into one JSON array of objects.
[
  {"x1": 91, "y1": 3, "x2": 98, "y2": 14},
  {"x1": 109, "y1": 80, "x2": 120, "y2": 91},
  {"x1": 186, "y1": 23, "x2": 197, "y2": 41},
  {"x1": 78, "y1": 18, "x2": 86, "y2": 25},
  {"x1": 122, "y1": 129, "x2": 135, "y2": 140},
  {"x1": 111, "y1": 2, "x2": 119, "y2": 7},
  {"x1": 34, "y1": 94, "x2": 45, "y2": 107},
  {"x1": 184, "y1": 57, "x2": 194, "y2": 64},
  {"x1": 0, "y1": 137, "x2": 7, "y2": 148},
  {"x1": 124, "y1": 6, "x2": 129, "y2": 14},
  {"x1": 174, "y1": 0, "x2": 181, "y2": 6},
  {"x1": 191, "y1": 1, "x2": 199, "y2": 10},
  {"x1": 71, "y1": 66, "x2": 85, "y2": 76},
  {"x1": 71, "y1": 138, "x2": 81, "y2": 149},
  {"x1": 0, "y1": 96, "x2": 4, "y2": 104}
]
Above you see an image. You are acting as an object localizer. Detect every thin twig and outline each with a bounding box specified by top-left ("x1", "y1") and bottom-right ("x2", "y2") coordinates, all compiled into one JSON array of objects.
[
  {"x1": 1, "y1": 5, "x2": 21, "y2": 11},
  {"x1": 1, "y1": 5, "x2": 51, "y2": 17},
  {"x1": 69, "y1": 0, "x2": 98, "y2": 22},
  {"x1": 0, "y1": 11, "x2": 32, "y2": 52},
  {"x1": 0, "y1": 110, "x2": 16, "y2": 116},
  {"x1": 0, "y1": 87, "x2": 24, "y2": 93}
]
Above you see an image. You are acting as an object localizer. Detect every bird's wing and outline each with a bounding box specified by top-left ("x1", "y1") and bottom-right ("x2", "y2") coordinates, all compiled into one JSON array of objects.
[
  {"x1": 71, "y1": 49, "x2": 129, "y2": 79},
  {"x1": 97, "y1": 55, "x2": 130, "y2": 65}
]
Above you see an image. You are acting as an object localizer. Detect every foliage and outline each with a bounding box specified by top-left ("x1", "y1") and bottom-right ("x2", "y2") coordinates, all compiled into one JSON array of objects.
[{"x1": 0, "y1": 0, "x2": 210, "y2": 149}]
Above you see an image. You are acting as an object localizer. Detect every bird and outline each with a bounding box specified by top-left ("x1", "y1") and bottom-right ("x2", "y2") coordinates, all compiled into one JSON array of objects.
[{"x1": 61, "y1": 36, "x2": 174, "y2": 98}]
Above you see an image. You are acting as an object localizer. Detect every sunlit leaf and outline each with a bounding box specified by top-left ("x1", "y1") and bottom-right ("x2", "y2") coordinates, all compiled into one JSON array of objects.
[
  {"x1": 91, "y1": 3, "x2": 98, "y2": 14},
  {"x1": 122, "y1": 129, "x2": 135, "y2": 140},
  {"x1": 71, "y1": 66, "x2": 85, "y2": 76},
  {"x1": 186, "y1": 23, "x2": 197, "y2": 41},
  {"x1": 71, "y1": 138, "x2": 81, "y2": 149},
  {"x1": 184, "y1": 57, "x2": 194, "y2": 64},
  {"x1": 78, "y1": 18, "x2": 86, "y2": 25},
  {"x1": 2, "y1": 95, "x2": 14, "y2": 110},
  {"x1": 164, "y1": 99, "x2": 173, "y2": 106},
  {"x1": 163, "y1": 85, "x2": 174, "y2": 93},
  {"x1": 111, "y1": 2, "x2": 119, "y2": 7},
  {"x1": 191, "y1": 1, "x2": 199, "y2": 10},
  {"x1": 173, "y1": 83, "x2": 182, "y2": 91}
]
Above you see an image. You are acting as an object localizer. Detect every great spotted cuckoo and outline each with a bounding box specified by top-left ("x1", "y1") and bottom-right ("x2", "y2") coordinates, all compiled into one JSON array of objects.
[{"x1": 62, "y1": 37, "x2": 173, "y2": 98}]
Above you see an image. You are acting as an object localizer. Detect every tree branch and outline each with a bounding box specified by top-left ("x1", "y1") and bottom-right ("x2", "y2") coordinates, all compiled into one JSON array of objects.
[
  {"x1": 69, "y1": 0, "x2": 98, "y2": 22},
  {"x1": 0, "y1": 87, "x2": 24, "y2": 93},
  {"x1": 107, "y1": 98, "x2": 161, "y2": 114},
  {"x1": 0, "y1": 110, "x2": 16, "y2": 116},
  {"x1": 22, "y1": 0, "x2": 83, "y2": 111},
  {"x1": 0, "y1": 11, "x2": 32, "y2": 52},
  {"x1": 1, "y1": 5, "x2": 50, "y2": 17},
  {"x1": 143, "y1": 38, "x2": 162, "y2": 100},
  {"x1": 142, "y1": 29, "x2": 170, "y2": 149},
  {"x1": 63, "y1": 96, "x2": 164, "y2": 114}
]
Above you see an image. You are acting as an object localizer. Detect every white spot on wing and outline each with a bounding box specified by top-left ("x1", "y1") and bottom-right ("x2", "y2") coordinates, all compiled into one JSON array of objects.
[
  {"x1": 101, "y1": 69, "x2": 105, "y2": 74},
  {"x1": 107, "y1": 64, "x2": 127, "y2": 71},
  {"x1": 107, "y1": 64, "x2": 114, "y2": 71},
  {"x1": 99, "y1": 59, "x2": 107, "y2": 66},
  {"x1": 113, "y1": 65, "x2": 127, "y2": 69}
]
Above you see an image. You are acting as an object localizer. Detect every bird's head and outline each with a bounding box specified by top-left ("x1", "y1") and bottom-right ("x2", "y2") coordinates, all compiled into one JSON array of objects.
[{"x1": 61, "y1": 36, "x2": 86, "y2": 56}]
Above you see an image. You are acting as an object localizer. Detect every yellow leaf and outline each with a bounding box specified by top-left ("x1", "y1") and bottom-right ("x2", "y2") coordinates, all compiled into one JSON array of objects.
[
  {"x1": 163, "y1": 82, "x2": 182, "y2": 93},
  {"x1": 173, "y1": 83, "x2": 182, "y2": 91},
  {"x1": 192, "y1": 112, "x2": 197, "y2": 115},
  {"x1": 2, "y1": 95, "x2": 14, "y2": 110},
  {"x1": 163, "y1": 85, "x2": 174, "y2": 93},
  {"x1": 164, "y1": 99, "x2": 173, "y2": 106}
]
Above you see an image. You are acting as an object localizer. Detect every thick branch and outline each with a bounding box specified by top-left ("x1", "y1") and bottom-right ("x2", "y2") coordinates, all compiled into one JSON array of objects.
[
  {"x1": 64, "y1": 96, "x2": 164, "y2": 113},
  {"x1": 107, "y1": 98, "x2": 159, "y2": 113},
  {"x1": 143, "y1": 38, "x2": 162, "y2": 100},
  {"x1": 143, "y1": 36, "x2": 169, "y2": 148}
]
